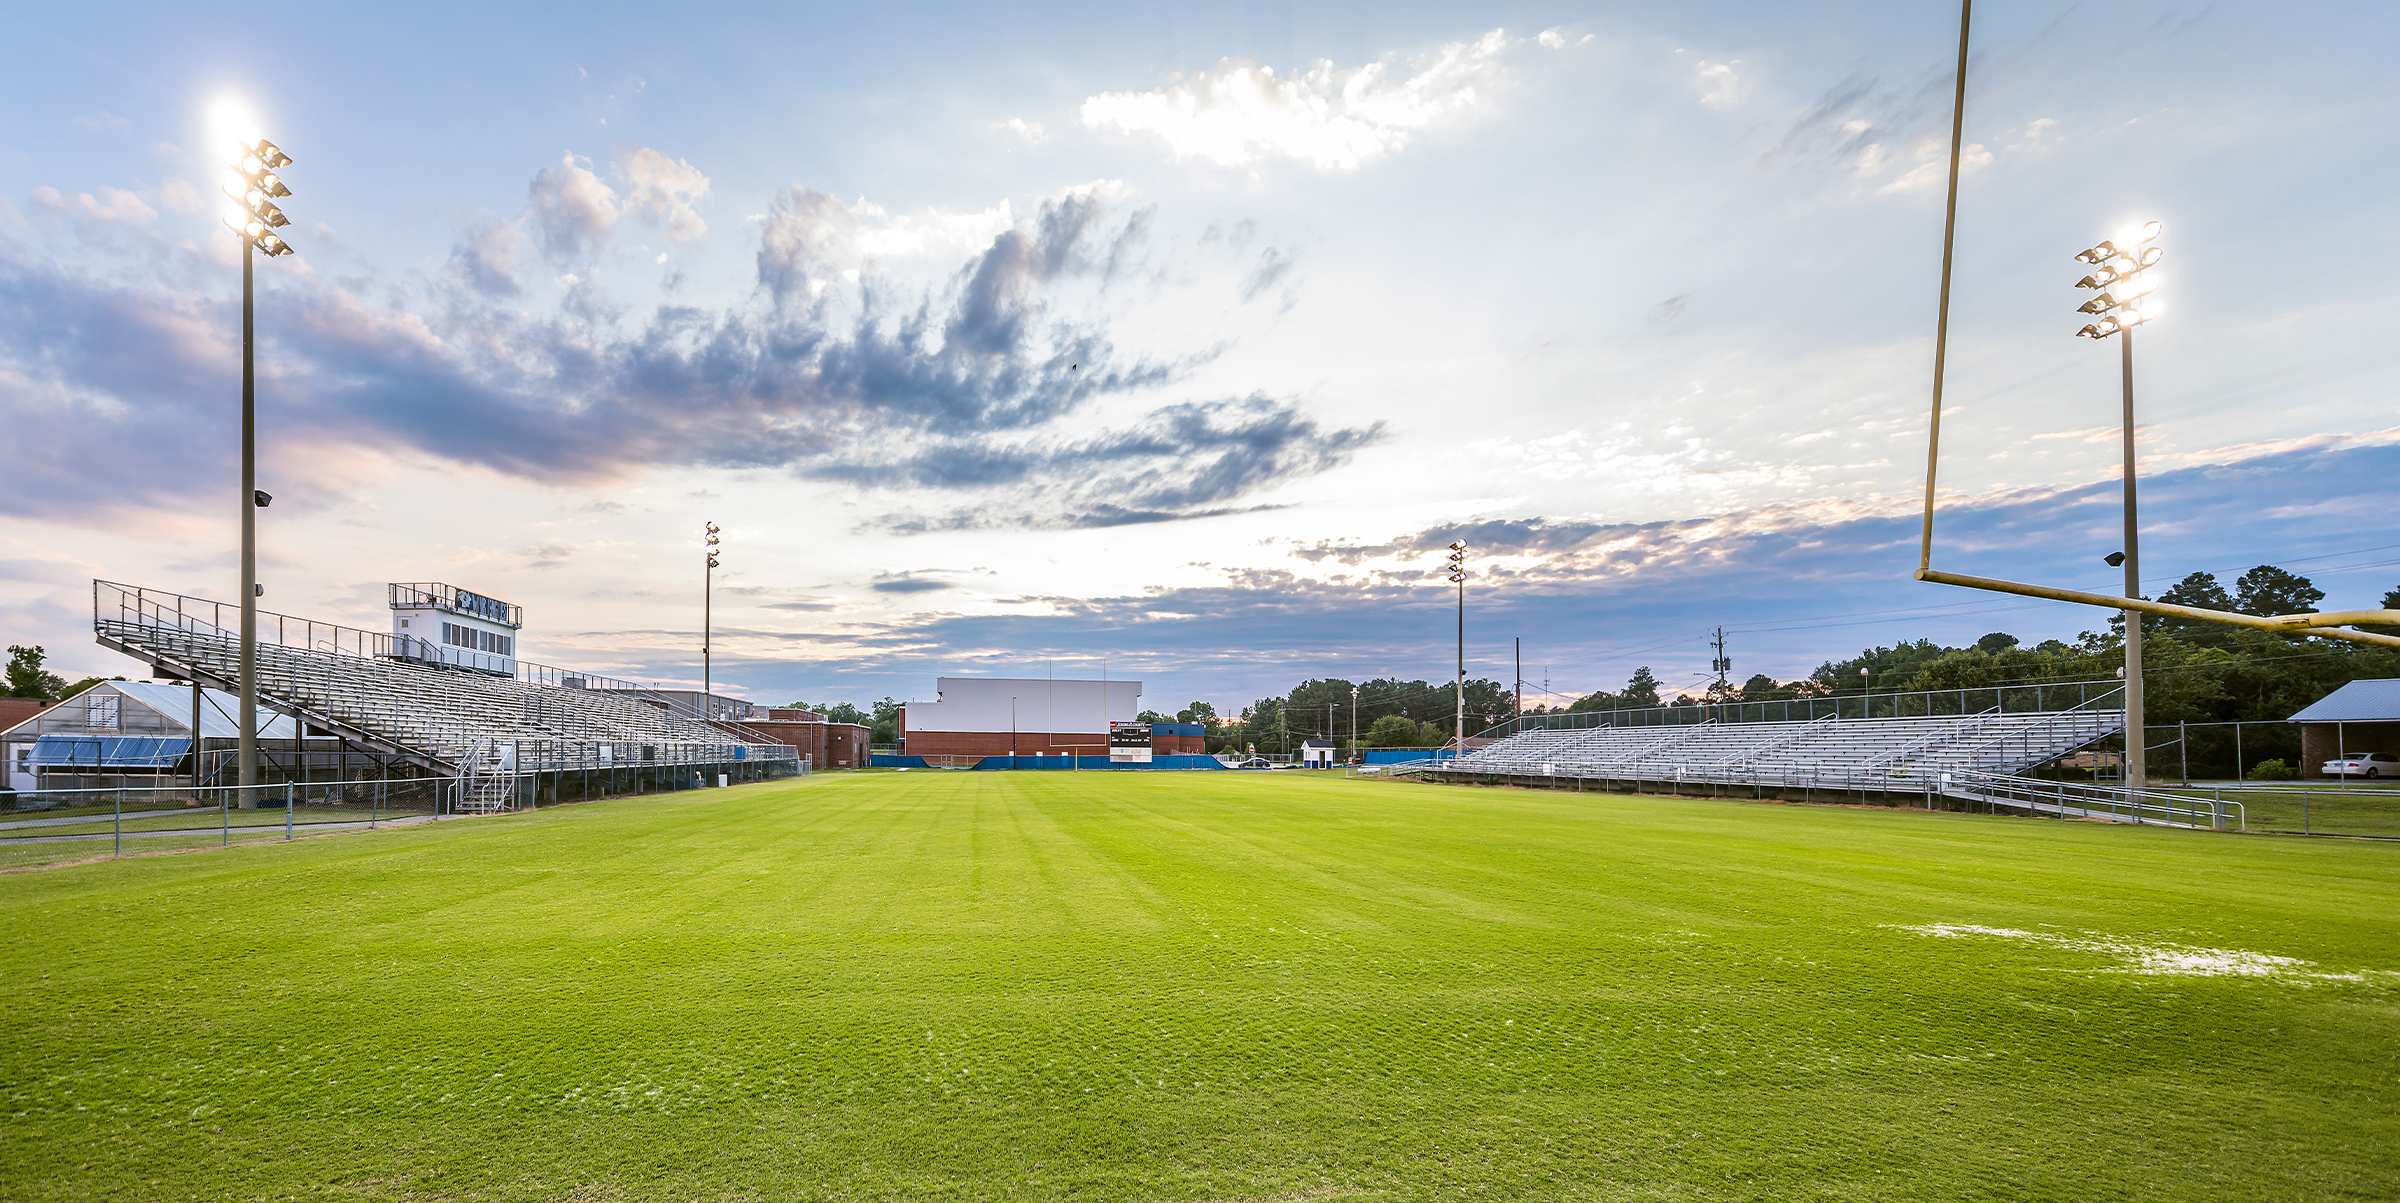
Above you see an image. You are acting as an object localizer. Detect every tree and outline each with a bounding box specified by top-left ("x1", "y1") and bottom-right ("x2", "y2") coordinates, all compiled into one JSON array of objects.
[
  {"x1": 1176, "y1": 701, "x2": 1219, "y2": 726},
  {"x1": 1623, "y1": 667, "x2": 1661, "y2": 708},
  {"x1": 5, "y1": 645, "x2": 67, "y2": 699},
  {"x1": 1973, "y1": 632, "x2": 2019, "y2": 654},
  {"x1": 1136, "y1": 709, "x2": 1172, "y2": 723},
  {"x1": 2234, "y1": 565, "x2": 2323, "y2": 616},
  {"x1": 869, "y1": 697, "x2": 903, "y2": 745},
  {"x1": 1365, "y1": 714, "x2": 1426, "y2": 748},
  {"x1": 1739, "y1": 673, "x2": 1794, "y2": 701},
  {"x1": 2159, "y1": 572, "x2": 2233, "y2": 612}
]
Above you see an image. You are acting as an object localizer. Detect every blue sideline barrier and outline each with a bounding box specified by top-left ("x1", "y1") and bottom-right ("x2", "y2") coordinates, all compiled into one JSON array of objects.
[
  {"x1": 871, "y1": 753, "x2": 1239, "y2": 771},
  {"x1": 1359, "y1": 748, "x2": 1459, "y2": 765}
]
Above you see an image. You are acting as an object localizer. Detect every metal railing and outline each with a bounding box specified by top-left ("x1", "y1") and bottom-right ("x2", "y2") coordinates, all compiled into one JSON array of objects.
[
  {"x1": 96, "y1": 580, "x2": 651, "y2": 692},
  {"x1": 1487, "y1": 683, "x2": 2125, "y2": 738},
  {"x1": 1945, "y1": 770, "x2": 2246, "y2": 830}
]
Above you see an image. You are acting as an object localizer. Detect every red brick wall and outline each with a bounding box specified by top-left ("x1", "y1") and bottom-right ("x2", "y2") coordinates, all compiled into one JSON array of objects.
[
  {"x1": 0, "y1": 698, "x2": 61, "y2": 733},
  {"x1": 745, "y1": 720, "x2": 872, "y2": 768}
]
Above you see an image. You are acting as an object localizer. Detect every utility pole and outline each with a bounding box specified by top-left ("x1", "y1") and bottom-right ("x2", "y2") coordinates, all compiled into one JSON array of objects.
[
  {"x1": 1514, "y1": 636, "x2": 1522, "y2": 732},
  {"x1": 1710, "y1": 627, "x2": 1731, "y2": 694}
]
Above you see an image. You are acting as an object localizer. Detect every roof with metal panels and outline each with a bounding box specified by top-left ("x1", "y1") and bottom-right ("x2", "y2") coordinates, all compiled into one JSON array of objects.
[{"x1": 2288, "y1": 679, "x2": 2400, "y2": 723}]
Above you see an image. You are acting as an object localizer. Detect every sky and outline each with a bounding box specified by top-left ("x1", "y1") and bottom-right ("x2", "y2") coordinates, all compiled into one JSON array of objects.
[{"x1": 4, "y1": 1, "x2": 2397, "y2": 717}]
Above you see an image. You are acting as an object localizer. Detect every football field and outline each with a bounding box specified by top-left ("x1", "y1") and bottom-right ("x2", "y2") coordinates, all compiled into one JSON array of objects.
[{"x1": 3, "y1": 769, "x2": 2395, "y2": 1201}]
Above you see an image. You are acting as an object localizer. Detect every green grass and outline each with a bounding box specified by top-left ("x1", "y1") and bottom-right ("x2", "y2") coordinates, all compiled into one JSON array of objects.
[{"x1": 2, "y1": 770, "x2": 2396, "y2": 1202}]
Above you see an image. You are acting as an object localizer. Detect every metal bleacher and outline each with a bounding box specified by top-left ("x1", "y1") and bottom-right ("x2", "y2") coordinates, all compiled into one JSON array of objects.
[
  {"x1": 1437, "y1": 704, "x2": 2125, "y2": 798},
  {"x1": 92, "y1": 580, "x2": 795, "y2": 792}
]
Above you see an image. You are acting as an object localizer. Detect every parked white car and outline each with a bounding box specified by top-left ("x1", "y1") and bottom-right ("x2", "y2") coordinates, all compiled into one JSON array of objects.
[{"x1": 2321, "y1": 751, "x2": 2400, "y2": 779}]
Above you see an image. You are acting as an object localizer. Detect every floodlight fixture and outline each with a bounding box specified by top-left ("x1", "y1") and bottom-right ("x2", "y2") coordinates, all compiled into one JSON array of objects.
[
  {"x1": 2104, "y1": 551, "x2": 2126, "y2": 567},
  {"x1": 2074, "y1": 240, "x2": 2119, "y2": 264}
]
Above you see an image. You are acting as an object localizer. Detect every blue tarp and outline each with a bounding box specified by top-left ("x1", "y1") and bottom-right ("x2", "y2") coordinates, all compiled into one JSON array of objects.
[
  {"x1": 27, "y1": 735, "x2": 193, "y2": 767},
  {"x1": 1360, "y1": 748, "x2": 1459, "y2": 765}
]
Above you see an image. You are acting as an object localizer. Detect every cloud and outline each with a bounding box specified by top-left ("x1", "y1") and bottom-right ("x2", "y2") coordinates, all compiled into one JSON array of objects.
[
  {"x1": 31, "y1": 185, "x2": 157, "y2": 224},
  {"x1": 1238, "y1": 246, "x2": 1295, "y2": 302},
  {"x1": 997, "y1": 118, "x2": 1048, "y2": 144},
  {"x1": 528, "y1": 153, "x2": 620, "y2": 262},
  {"x1": 618, "y1": 147, "x2": 710, "y2": 243},
  {"x1": 450, "y1": 219, "x2": 526, "y2": 296},
  {"x1": 754, "y1": 186, "x2": 1039, "y2": 301},
  {"x1": 1079, "y1": 28, "x2": 1511, "y2": 170},
  {"x1": 850, "y1": 394, "x2": 1383, "y2": 532},
  {"x1": 870, "y1": 573, "x2": 956, "y2": 594},
  {"x1": 0, "y1": 183, "x2": 1353, "y2": 531},
  {"x1": 1696, "y1": 59, "x2": 1744, "y2": 110},
  {"x1": 1880, "y1": 142, "x2": 1990, "y2": 194},
  {"x1": 71, "y1": 111, "x2": 130, "y2": 133}
]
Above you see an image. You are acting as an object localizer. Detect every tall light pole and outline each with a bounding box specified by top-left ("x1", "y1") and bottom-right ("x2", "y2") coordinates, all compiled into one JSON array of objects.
[
  {"x1": 216, "y1": 110, "x2": 295, "y2": 793},
  {"x1": 1446, "y1": 541, "x2": 1467, "y2": 753},
  {"x1": 2075, "y1": 221, "x2": 2163, "y2": 787},
  {"x1": 703, "y1": 522, "x2": 720, "y2": 721},
  {"x1": 1350, "y1": 684, "x2": 1359, "y2": 761}
]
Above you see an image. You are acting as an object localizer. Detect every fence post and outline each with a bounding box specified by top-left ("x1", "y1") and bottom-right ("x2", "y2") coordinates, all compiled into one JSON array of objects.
[
  {"x1": 285, "y1": 784, "x2": 294, "y2": 840},
  {"x1": 114, "y1": 789, "x2": 122, "y2": 858}
]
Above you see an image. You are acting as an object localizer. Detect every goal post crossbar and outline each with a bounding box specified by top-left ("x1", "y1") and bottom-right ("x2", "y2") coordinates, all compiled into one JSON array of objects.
[{"x1": 1916, "y1": 568, "x2": 2400, "y2": 649}]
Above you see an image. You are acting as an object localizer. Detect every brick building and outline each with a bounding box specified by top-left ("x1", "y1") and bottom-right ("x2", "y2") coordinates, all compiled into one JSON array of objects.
[
  {"x1": 742, "y1": 708, "x2": 871, "y2": 769},
  {"x1": 902, "y1": 676, "x2": 1163, "y2": 759}
]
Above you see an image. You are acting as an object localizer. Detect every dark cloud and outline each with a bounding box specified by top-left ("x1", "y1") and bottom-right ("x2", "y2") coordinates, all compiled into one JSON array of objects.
[
  {"x1": 0, "y1": 185, "x2": 1356, "y2": 526},
  {"x1": 870, "y1": 574, "x2": 955, "y2": 594},
  {"x1": 848, "y1": 395, "x2": 1382, "y2": 532}
]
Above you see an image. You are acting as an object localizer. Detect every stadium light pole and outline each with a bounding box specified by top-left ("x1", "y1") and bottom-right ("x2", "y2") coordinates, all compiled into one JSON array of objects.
[
  {"x1": 703, "y1": 522, "x2": 720, "y2": 721},
  {"x1": 2075, "y1": 221, "x2": 2163, "y2": 788},
  {"x1": 214, "y1": 104, "x2": 295, "y2": 794},
  {"x1": 1350, "y1": 684, "x2": 1359, "y2": 762},
  {"x1": 1447, "y1": 541, "x2": 1467, "y2": 753}
]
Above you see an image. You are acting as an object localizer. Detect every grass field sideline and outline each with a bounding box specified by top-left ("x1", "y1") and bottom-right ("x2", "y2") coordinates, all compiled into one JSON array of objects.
[{"x1": 2, "y1": 769, "x2": 2395, "y2": 1201}]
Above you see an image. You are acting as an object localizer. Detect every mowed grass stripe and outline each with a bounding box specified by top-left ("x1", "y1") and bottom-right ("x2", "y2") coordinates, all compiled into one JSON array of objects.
[{"x1": 1, "y1": 769, "x2": 2395, "y2": 1202}]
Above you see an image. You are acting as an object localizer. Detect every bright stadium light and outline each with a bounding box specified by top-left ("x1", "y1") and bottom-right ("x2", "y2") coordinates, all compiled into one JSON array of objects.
[{"x1": 212, "y1": 99, "x2": 298, "y2": 794}]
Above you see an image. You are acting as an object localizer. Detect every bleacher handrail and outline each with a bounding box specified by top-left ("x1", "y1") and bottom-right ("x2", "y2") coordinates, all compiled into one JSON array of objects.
[
  {"x1": 1482, "y1": 683, "x2": 2128, "y2": 740},
  {"x1": 96, "y1": 579, "x2": 654, "y2": 693}
]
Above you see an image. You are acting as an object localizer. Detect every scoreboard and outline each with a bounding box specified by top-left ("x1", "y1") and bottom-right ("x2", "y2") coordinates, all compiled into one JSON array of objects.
[{"x1": 1109, "y1": 721, "x2": 1153, "y2": 763}]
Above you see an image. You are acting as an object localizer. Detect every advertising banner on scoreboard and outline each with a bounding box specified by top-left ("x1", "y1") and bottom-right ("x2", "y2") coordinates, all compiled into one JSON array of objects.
[{"x1": 1109, "y1": 721, "x2": 1153, "y2": 763}]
